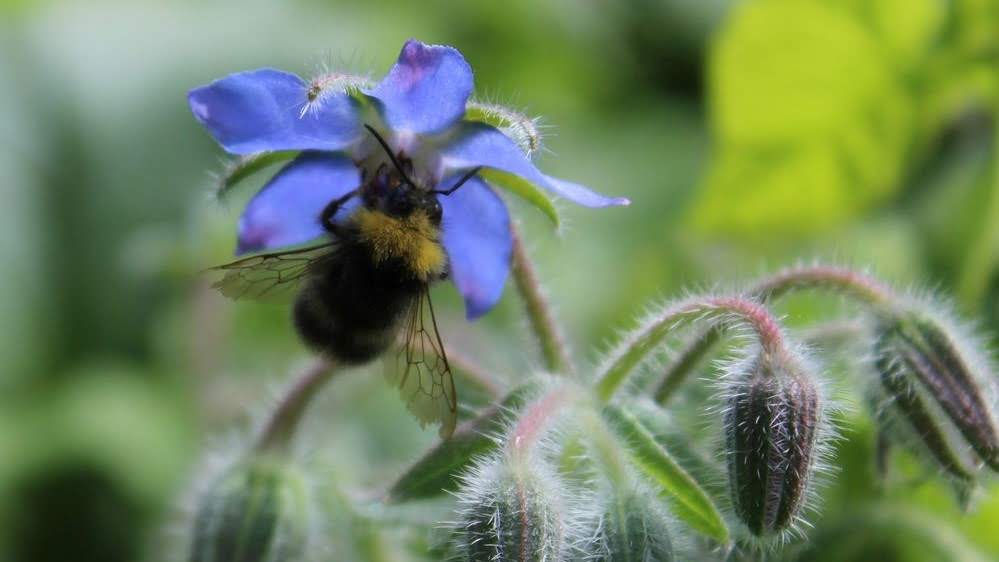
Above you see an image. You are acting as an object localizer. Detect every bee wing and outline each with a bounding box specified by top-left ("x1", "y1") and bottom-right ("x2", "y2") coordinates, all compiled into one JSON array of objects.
[
  {"x1": 387, "y1": 286, "x2": 458, "y2": 439},
  {"x1": 206, "y1": 242, "x2": 337, "y2": 301}
]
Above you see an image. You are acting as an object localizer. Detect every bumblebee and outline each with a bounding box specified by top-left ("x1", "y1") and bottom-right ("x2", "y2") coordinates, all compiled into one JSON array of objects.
[{"x1": 209, "y1": 126, "x2": 482, "y2": 438}]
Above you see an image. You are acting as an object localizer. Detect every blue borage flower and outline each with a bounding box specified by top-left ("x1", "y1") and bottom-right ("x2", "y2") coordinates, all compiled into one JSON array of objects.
[{"x1": 188, "y1": 39, "x2": 629, "y2": 318}]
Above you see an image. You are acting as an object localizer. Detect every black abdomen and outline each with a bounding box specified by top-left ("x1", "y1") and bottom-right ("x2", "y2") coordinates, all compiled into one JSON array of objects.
[{"x1": 292, "y1": 243, "x2": 422, "y2": 365}]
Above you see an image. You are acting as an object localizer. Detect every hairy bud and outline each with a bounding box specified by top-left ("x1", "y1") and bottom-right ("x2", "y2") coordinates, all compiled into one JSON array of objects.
[
  {"x1": 584, "y1": 488, "x2": 674, "y2": 562},
  {"x1": 454, "y1": 455, "x2": 565, "y2": 561},
  {"x1": 874, "y1": 311, "x2": 999, "y2": 484},
  {"x1": 724, "y1": 352, "x2": 822, "y2": 537},
  {"x1": 189, "y1": 457, "x2": 311, "y2": 562}
]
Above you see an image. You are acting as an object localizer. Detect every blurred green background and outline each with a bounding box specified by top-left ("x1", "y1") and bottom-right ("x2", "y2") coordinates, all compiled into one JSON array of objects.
[{"x1": 0, "y1": 0, "x2": 997, "y2": 561}]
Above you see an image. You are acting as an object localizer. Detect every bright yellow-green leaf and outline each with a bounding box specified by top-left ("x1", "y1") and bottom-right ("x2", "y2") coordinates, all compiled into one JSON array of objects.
[
  {"x1": 711, "y1": 0, "x2": 893, "y2": 143},
  {"x1": 695, "y1": 142, "x2": 857, "y2": 234},
  {"x1": 697, "y1": 0, "x2": 917, "y2": 235},
  {"x1": 869, "y1": 0, "x2": 945, "y2": 65}
]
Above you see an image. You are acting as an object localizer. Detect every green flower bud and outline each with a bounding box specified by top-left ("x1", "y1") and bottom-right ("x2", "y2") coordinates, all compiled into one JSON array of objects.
[
  {"x1": 454, "y1": 455, "x2": 565, "y2": 562},
  {"x1": 188, "y1": 457, "x2": 312, "y2": 562},
  {"x1": 724, "y1": 352, "x2": 822, "y2": 537},
  {"x1": 874, "y1": 311, "x2": 999, "y2": 485},
  {"x1": 586, "y1": 488, "x2": 674, "y2": 562}
]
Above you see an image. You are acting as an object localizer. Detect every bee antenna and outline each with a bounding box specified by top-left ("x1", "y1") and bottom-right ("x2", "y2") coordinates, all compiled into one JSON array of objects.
[
  {"x1": 363, "y1": 124, "x2": 416, "y2": 186},
  {"x1": 432, "y1": 166, "x2": 483, "y2": 196}
]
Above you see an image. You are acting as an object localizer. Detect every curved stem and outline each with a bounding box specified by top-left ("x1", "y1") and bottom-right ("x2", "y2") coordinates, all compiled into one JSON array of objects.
[
  {"x1": 510, "y1": 226, "x2": 573, "y2": 375},
  {"x1": 751, "y1": 264, "x2": 894, "y2": 306},
  {"x1": 596, "y1": 295, "x2": 785, "y2": 402},
  {"x1": 651, "y1": 265, "x2": 899, "y2": 405},
  {"x1": 507, "y1": 384, "x2": 574, "y2": 462},
  {"x1": 255, "y1": 357, "x2": 337, "y2": 455},
  {"x1": 651, "y1": 328, "x2": 721, "y2": 404}
]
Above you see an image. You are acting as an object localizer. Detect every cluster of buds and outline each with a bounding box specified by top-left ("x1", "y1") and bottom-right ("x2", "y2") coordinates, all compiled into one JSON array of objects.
[{"x1": 872, "y1": 302, "x2": 999, "y2": 496}]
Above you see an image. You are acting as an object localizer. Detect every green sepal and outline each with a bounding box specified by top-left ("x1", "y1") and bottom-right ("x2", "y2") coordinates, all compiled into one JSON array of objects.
[
  {"x1": 480, "y1": 168, "x2": 560, "y2": 227},
  {"x1": 603, "y1": 404, "x2": 730, "y2": 546},
  {"x1": 464, "y1": 101, "x2": 542, "y2": 156},
  {"x1": 386, "y1": 381, "x2": 540, "y2": 502},
  {"x1": 215, "y1": 151, "x2": 298, "y2": 200}
]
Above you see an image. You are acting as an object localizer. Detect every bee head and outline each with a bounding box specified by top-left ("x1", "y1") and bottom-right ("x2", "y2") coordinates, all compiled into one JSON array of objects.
[{"x1": 384, "y1": 183, "x2": 443, "y2": 224}]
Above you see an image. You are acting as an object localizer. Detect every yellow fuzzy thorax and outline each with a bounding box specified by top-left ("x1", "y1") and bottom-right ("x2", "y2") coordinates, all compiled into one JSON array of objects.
[{"x1": 354, "y1": 208, "x2": 446, "y2": 280}]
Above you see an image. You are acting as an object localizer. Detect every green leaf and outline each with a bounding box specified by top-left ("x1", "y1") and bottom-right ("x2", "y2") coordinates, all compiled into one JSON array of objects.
[
  {"x1": 386, "y1": 382, "x2": 539, "y2": 503},
  {"x1": 602, "y1": 404, "x2": 730, "y2": 546},
  {"x1": 695, "y1": 0, "x2": 915, "y2": 235},
  {"x1": 479, "y1": 168, "x2": 560, "y2": 227},
  {"x1": 864, "y1": 0, "x2": 944, "y2": 66},
  {"x1": 215, "y1": 151, "x2": 297, "y2": 200}
]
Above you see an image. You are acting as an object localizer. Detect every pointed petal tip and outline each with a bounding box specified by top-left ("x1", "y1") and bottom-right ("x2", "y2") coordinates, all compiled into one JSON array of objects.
[
  {"x1": 441, "y1": 124, "x2": 629, "y2": 210},
  {"x1": 463, "y1": 301, "x2": 492, "y2": 321}
]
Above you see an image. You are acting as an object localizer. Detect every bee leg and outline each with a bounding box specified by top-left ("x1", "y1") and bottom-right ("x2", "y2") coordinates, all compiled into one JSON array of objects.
[{"x1": 320, "y1": 190, "x2": 358, "y2": 236}]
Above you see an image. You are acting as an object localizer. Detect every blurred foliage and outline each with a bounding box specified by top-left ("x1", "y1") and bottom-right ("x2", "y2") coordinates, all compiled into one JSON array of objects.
[
  {"x1": 696, "y1": 0, "x2": 995, "y2": 237},
  {"x1": 0, "y1": 0, "x2": 996, "y2": 561}
]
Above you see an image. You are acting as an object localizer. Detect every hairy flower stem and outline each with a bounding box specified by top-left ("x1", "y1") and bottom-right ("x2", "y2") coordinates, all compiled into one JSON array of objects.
[
  {"x1": 597, "y1": 295, "x2": 786, "y2": 402},
  {"x1": 508, "y1": 385, "x2": 574, "y2": 462},
  {"x1": 581, "y1": 408, "x2": 630, "y2": 486},
  {"x1": 752, "y1": 264, "x2": 894, "y2": 306},
  {"x1": 652, "y1": 265, "x2": 898, "y2": 405},
  {"x1": 511, "y1": 227, "x2": 574, "y2": 375},
  {"x1": 255, "y1": 358, "x2": 337, "y2": 455},
  {"x1": 652, "y1": 328, "x2": 721, "y2": 404}
]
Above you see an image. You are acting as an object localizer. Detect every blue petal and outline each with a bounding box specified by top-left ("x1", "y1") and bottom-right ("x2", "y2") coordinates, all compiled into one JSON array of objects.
[
  {"x1": 542, "y1": 175, "x2": 631, "y2": 208},
  {"x1": 189, "y1": 69, "x2": 361, "y2": 154},
  {"x1": 367, "y1": 40, "x2": 473, "y2": 135},
  {"x1": 236, "y1": 152, "x2": 360, "y2": 255},
  {"x1": 440, "y1": 123, "x2": 630, "y2": 208},
  {"x1": 438, "y1": 176, "x2": 512, "y2": 319}
]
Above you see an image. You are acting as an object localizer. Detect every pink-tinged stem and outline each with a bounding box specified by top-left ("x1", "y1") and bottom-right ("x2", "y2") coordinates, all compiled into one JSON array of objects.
[
  {"x1": 753, "y1": 264, "x2": 894, "y2": 306},
  {"x1": 652, "y1": 265, "x2": 898, "y2": 405},
  {"x1": 255, "y1": 357, "x2": 337, "y2": 455},
  {"x1": 511, "y1": 228, "x2": 574, "y2": 375},
  {"x1": 596, "y1": 295, "x2": 786, "y2": 401},
  {"x1": 508, "y1": 386, "x2": 573, "y2": 460}
]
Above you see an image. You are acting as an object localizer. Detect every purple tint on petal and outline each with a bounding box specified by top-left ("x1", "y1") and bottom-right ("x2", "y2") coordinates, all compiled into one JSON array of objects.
[
  {"x1": 367, "y1": 40, "x2": 473, "y2": 134},
  {"x1": 542, "y1": 175, "x2": 631, "y2": 208},
  {"x1": 440, "y1": 122, "x2": 630, "y2": 208},
  {"x1": 236, "y1": 152, "x2": 360, "y2": 255},
  {"x1": 188, "y1": 69, "x2": 361, "y2": 154},
  {"x1": 438, "y1": 176, "x2": 512, "y2": 319}
]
